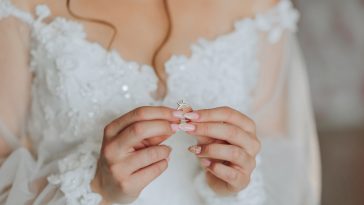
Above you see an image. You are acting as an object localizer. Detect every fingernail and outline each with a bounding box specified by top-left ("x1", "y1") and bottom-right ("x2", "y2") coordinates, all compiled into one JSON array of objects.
[
  {"x1": 170, "y1": 124, "x2": 180, "y2": 132},
  {"x1": 179, "y1": 123, "x2": 195, "y2": 131},
  {"x1": 184, "y1": 112, "x2": 199, "y2": 120},
  {"x1": 188, "y1": 145, "x2": 201, "y2": 154},
  {"x1": 200, "y1": 159, "x2": 211, "y2": 167},
  {"x1": 172, "y1": 110, "x2": 185, "y2": 119}
]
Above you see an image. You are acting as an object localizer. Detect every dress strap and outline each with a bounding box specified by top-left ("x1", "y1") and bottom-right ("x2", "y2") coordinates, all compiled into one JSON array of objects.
[{"x1": 0, "y1": 0, "x2": 34, "y2": 25}]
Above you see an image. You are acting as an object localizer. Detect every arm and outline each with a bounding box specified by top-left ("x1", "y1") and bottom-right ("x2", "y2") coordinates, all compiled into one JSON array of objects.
[{"x1": 0, "y1": 6, "x2": 32, "y2": 161}]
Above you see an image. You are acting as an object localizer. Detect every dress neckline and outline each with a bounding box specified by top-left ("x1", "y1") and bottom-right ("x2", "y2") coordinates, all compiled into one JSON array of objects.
[
  {"x1": 2, "y1": 0, "x2": 297, "y2": 102},
  {"x1": 29, "y1": 0, "x2": 293, "y2": 72},
  {"x1": 29, "y1": 0, "x2": 296, "y2": 102}
]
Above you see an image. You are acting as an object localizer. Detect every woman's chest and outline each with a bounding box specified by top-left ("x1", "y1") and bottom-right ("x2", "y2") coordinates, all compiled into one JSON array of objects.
[
  {"x1": 31, "y1": 0, "x2": 261, "y2": 67},
  {"x1": 29, "y1": 18, "x2": 260, "y2": 112},
  {"x1": 27, "y1": 12, "x2": 261, "y2": 145}
]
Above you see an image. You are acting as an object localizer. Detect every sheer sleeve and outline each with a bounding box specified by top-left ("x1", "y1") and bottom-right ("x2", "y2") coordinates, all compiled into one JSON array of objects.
[
  {"x1": 0, "y1": 1, "x2": 104, "y2": 205},
  {"x1": 251, "y1": 33, "x2": 321, "y2": 205},
  {"x1": 192, "y1": 33, "x2": 320, "y2": 205},
  {"x1": 0, "y1": 0, "x2": 32, "y2": 162},
  {"x1": 193, "y1": 1, "x2": 320, "y2": 205}
]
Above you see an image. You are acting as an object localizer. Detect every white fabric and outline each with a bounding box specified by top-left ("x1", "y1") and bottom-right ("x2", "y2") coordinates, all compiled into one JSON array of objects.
[{"x1": 0, "y1": 0, "x2": 321, "y2": 205}]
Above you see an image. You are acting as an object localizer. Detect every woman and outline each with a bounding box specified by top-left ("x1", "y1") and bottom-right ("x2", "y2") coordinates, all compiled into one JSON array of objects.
[{"x1": 0, "y1": 0, "x2": 321, "y2": 204}]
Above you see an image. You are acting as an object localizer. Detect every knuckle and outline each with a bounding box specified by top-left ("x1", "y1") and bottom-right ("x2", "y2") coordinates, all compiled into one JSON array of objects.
[
  {"x1": 104, "y1": 124, "x2": 114, "y2": 138},
  {"x1": 231, "y1": 147, "x2": 242, "y2": 161},
  {"x1": 133, "y1": 107, "x2": 148, "y2": 119},
  {"x1": 220, "y1": 106, "x2": 231, "y2": 112},
  {"x1": 159, "y1": 161, "x2": 168, "y2": 172},
  {"x1": 130, "y1": 123, "x2": 144, "y2": 136},
  {"x1": 201, "y1": 123, "x2": 211, "y2": 135},
  {"x1": 237, "y1": 173, "x2": 251, "y2": 190},
  {"x1": 153, "y1": 161, "x2": 167, "y2": 175},
  {"x1": 147, "y1": 148, "x2": 161, "y2": 162},
  {"x1": 203, "y1": 144, "x2": 213, "y2": 155},
  {"x1": 228, "y1": 126, "x2": 239, "y2": 139},
  {"x1": 209, "y1": 162, "x2": 219, "y2": 172},
  {"x1": 246, "y1": 118, "x2": 256, "y2": 132},
  {"x1": 119, "y1": 180, "x2": 131, "y2": 191},
  {"x1": 244, "y1": 174, "x2": 251, "y2": 186},
  {"x1": 160, "y1": 146, "x2": 170, "y2": 157},
  {"x1": 161, "y1": 145, "x2": 172, "y2": 154},
  {"x1": 223, "y1": 107, "x2": 235, "y2": 121},
  {"x1": 249, "y1": 135, "x2": 261, "y2": 155},
  {"x1": 227, "y1": 169, "x2": 238, "y2": 181},
  {"x1": 110, "y1": 164, "x2": 126, "y2": 182},
  {"x1": 102, "y1": 145, "x2": 115, "y2": 162},
  {"x1": 160, "y1": 121, "x2": 172, "y2": 133}
]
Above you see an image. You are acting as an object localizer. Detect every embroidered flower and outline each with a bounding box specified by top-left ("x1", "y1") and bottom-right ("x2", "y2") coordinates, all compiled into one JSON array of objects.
[{"x1": 35, "y1": 4, "x2": 50, "y2": 21}]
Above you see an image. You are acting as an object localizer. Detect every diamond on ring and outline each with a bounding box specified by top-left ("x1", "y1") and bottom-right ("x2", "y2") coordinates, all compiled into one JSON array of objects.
[{"x1": 176, "y1": 100, "x2": 193, "y2": 123}]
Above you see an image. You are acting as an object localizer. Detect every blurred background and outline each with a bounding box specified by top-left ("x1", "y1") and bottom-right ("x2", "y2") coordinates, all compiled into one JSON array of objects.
[{"x1": 295, "y1": 0, "x2": 364, "y2": 204}]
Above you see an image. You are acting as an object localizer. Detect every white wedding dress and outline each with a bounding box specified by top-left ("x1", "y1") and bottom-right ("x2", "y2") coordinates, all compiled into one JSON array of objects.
[{"x1": 0, "y1": 0, "x2": 321, "y2": 204}]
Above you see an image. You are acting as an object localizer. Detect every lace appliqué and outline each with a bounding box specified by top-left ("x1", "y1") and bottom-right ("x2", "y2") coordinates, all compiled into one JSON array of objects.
[
  {"x1": 255, "y1": 0, "x2": 299, "y2": 43},
  {"x1": 0, "y1": 0, "x2": 33, "y2": 24},
  {"x1": 47, "y1": 139, "x2": 102, "y2": 205}
]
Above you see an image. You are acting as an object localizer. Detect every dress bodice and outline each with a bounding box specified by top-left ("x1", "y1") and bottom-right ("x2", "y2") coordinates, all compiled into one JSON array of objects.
[{"x1": 21, "y1": 1, "x2": 299, "y2": 147}]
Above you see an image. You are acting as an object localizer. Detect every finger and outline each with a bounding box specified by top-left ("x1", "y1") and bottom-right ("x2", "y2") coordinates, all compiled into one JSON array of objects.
[
  {"x1": 104, "y1": 120, "x2": 175, "y2": 162},
  {"x1": 189, "y1": 144, "x2": 254, "y2": 169},
  {"x1": 183, "y1": 106, "x2": 256, "y2": 133},
  {"x1": 104, "y1": 106, "x2": 180, "y2": 139},
  {"x1": 207, "y1": 162, "x2": 250, "y2": 190},
  {"x1": 186, "y1": 122, "x2": 260, "y2": 156},
  {"x1": 133, "y1": 135, "x2": 170, "y2": 150},
  {"x1": 123, "y1": 159, "x2": 168, "y2": 194},
  {"x1": 110, "y1": 145, "x2": 171, "y2": 180},
  {"x1": 194, "y1": 135, "x2": 217, "y2": 145}
]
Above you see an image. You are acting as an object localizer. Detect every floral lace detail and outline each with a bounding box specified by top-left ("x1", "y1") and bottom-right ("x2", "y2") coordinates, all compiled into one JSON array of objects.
[
  {"x1": 47, "y1": 139, "x2": 102, "y2": 205},
  {"x1": 255, "y1": 0, "x2": 299, "y2": 43},
  {"x1": 0, "y1": 0, "x2": 33, "y2": 24},
  {"x1": 164, "y1": 18, "x2": 259, "y2": 114}
]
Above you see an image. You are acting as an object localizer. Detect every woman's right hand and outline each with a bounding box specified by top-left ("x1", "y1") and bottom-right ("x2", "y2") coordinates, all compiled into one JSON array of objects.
[{"x1": 91, "y1": 106, "x2": 181, "y2": 204}]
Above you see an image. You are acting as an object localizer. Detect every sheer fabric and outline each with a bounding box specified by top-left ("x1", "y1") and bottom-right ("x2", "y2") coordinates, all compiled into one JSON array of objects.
[{"x1": 0, "y1": 0, "x2": 320, "y2": 204}]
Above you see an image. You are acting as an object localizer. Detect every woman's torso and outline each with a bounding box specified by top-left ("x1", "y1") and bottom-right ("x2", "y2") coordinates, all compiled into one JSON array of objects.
[{"x1": 0, "y1": 0, "x2": 299, "y2": 204}]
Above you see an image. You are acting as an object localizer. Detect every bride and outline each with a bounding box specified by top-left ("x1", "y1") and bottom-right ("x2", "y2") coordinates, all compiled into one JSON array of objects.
[{"x1": 0, "y1": 0, "x2": 321, "y2": 204}]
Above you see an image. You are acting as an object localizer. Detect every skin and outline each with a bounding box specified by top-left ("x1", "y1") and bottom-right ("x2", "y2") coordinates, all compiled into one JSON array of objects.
[
  {"x1": 92, "y1": 106, "x2": 261, "y2": 204},
  {"x1": 1, "y1": 0, "x2": 277, "y2": 204}
]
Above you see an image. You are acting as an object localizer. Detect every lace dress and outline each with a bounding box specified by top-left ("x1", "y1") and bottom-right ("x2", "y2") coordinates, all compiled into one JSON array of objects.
[{"x1": 0, "y1": 0, "x2": 321, "y2": 205}]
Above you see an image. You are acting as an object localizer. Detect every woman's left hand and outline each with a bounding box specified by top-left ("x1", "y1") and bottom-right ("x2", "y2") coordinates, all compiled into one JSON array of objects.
[{"x1": 172, "y1": 106, "x2": 261, "y2": 196}]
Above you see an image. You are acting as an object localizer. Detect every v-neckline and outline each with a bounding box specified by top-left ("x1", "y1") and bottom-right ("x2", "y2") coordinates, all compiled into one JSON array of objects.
[
  {"x1": 26, "y1": 0, "x2": 287, "y2": 102},
  {"x1": 31, "y1": 0, "x2": 285, "y2": 71}
]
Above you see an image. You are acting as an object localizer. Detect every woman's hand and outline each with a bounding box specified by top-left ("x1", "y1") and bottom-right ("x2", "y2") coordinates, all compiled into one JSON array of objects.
[
  {"x1": 92, "y1": 106, "x2": 180, "y2": 205},
  {"x1": 172, "y1": 106, "x2": 261, "y2": 196}
]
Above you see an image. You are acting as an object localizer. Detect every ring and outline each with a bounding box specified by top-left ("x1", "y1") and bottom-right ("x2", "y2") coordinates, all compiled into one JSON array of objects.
[{"x1": 176, "y1": 99, "x2": 193, "y2": 123}]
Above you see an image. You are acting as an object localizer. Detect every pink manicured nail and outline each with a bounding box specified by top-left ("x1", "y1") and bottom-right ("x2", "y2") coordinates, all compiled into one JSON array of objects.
[
  {"x1": 200, "y1": 159, "x2": 211, "y2": 167},
  {"x1": 188, "y1": 145, "x2": 201, "y2": 154},
  {"x1": 170, "y1": 124, "x2": 180, "y2": 132},
  {"x1": 179, "y1": 123, "x2": 195, "y2": 131},
  {"x1": 184, "y1": 112, "x2": 199, "y2": 120},
  {"x1": 172, "y1": 110, "x2": 185, "y2": 119}
]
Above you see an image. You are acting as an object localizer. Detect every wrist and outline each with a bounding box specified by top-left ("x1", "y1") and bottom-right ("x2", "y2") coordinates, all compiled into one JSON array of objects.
[{"x1": 91, "y1": 173, "x2": 111, "y2": 205}]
